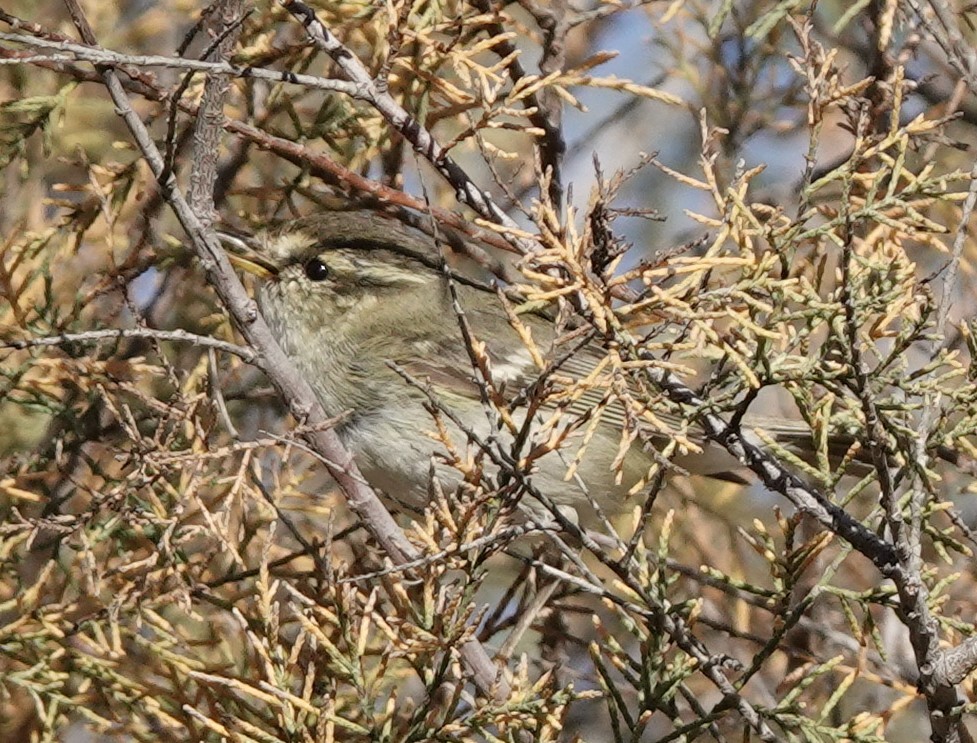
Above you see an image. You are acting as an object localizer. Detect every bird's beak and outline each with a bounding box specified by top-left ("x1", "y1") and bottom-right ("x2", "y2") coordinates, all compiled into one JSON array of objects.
[{"x1": 217, "y1": 230, "x2": 278, "y2": 280}]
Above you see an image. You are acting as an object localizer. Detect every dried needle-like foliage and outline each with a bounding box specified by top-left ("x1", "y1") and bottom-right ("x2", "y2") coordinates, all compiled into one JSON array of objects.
[{"x1": 3, "y1": 1, "x2": 977, "y2": 741}]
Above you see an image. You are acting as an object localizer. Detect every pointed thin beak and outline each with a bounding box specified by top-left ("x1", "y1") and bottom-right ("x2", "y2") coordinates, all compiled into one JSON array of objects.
[{"x1": 217, "y1": 230, "x2": 278, "y2": 280}]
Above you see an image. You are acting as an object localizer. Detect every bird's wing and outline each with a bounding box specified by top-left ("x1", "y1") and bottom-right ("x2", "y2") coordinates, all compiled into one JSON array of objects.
[{"x1": 390, "y1": 280, "x2": 845, "y2": 483}]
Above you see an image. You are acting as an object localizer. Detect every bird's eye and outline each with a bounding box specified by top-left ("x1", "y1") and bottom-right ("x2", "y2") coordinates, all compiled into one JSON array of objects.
[{"x1": 303, "y1": 258, "x2": 330, "y2": 282}]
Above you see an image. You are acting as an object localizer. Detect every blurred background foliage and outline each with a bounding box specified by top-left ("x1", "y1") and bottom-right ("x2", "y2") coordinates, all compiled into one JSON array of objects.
[{"x1": 2, "y1": 0, "x2": 977, "y2": 741}]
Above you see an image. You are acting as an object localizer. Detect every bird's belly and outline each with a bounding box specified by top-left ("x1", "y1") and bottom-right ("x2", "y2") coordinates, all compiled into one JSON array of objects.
[{"x1": 339, "y1": 402, "x2": 651, "y2": 523}]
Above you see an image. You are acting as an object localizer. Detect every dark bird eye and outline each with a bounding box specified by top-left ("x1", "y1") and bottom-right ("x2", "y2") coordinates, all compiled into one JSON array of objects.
[{"x1": 303, "y1": 258, "x2": 330, "y2": 282}]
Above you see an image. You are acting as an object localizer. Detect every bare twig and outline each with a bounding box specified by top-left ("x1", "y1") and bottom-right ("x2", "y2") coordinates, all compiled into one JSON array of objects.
[
  {"x1": 2, "y1": 327, "x2": 256, "y2": 360},
  {"x1": 187, "y1": 0, "x2": 246, "y2": 225},
  {"x1": 0, "y1": 31, "x2": 361, "y2": 95}
]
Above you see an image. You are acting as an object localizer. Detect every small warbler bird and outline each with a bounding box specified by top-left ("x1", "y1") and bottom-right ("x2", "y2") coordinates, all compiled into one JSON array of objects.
[{"x1": 223, "y1": 210, "x2": 848, "y2": 523}]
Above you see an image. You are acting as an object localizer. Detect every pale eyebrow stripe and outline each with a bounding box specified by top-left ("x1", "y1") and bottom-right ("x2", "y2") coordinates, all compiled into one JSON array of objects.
[{"x1": 320, "y1": 238, "x2": 496, "y2": 293}]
